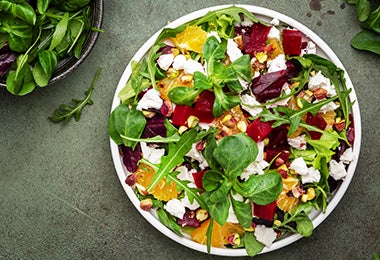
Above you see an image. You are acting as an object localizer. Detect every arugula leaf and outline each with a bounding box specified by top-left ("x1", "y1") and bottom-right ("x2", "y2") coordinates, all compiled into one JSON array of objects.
[
  {"x1": 49, "y1": 67, "x2": 102, "y2": 124},
  {"x1": 147, "y1": 129, "x2": 197, "y2": 191},
  {"x1": 156, "y1": 208, "x2": 183, "y2": 237},
  {"x1": 120, "y1": 132, "x2": 180, "y2": 144}
]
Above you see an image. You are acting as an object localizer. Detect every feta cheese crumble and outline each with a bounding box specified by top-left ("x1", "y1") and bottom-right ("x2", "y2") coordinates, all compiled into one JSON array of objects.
[
  {"x1": 254, "y1": 225, "x2": 277, "y2": 247},
  {"x1": 289, "y1": 157, "x2": 309, "y2": 175},
  {"x1": 186, "y1": 143, "x2": 209, "y2": 169},
  {"x1": 164, "y1": 199, "x2": 186, "y2": 219},
  {"x1": 319, "y1": 101, "x2": 340, "y2": 113},
  {"x1": 308, "y1": 71, "x2": 337, "y2": 97},
  {"x1": 288, "y1": 134, "x2": 307, "y2": 150},
  {"x1": 172, "y1": 54, "x2": 187, "y2": 70},
  {"x1": 301, "y1": 167, "x2": 321, "y2": 184},
  {"x1": 240, "y1": 94, "x2": 263, "y2": 117},
  {"x1": 157, "y1": 53, "x2": 174, "y2": 71},
  {"x1": 227, "y1": 38, "x2": 243, "y2": 62},
  {"x1": 267, "y1": 54, "x2": 287, "y2": 73},
  {"x1": 340, "y1": 148, "x2": 355, "y2": 164},
  {"x1": 183, "y1": 59, "x2": 205, "y2": 75},
  {"x1": 241, "y1": 141, "x2": 269, "y2": 180},
  {"x1": 329, "y1": 159, "x2": 347, "y2": 180},
  {"x1": 136, "y1": 88, "x2": 163, "y2": 111},
  {"x1": 140, "y1": 142, "x2": 165, "y2": 164},
  {"x1": 267, "y1": 26, "x2": 281, "y2": 40}
]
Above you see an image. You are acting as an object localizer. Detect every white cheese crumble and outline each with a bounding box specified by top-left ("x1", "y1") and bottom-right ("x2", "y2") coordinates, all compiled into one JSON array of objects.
[
  {"x1": 240, "y1": 94, "x2": 263, "y2": 117},
  {"x1": 288, "y1": 134, "x2": 307, "y2": 150},
  {"x1": 226, "y1": 203, "x2": 239, "y2": 223},
  {"x1": 241, "y1": 141, "x2": 269, "y2": 180},
  {"x1": 319, "y1": 101, "x2": 340, "y2": 113},
  {"x1": 267, "y1": 26, "x2": 281, "y2": 40},
  {"x1": 164, "y1": 199, "x2": 186, "y2": 219},
  {"x1": 185, "y1": 143, "x2": 209, "y2": 170},
  {"x1": 140, "y1": 142, "x2": 165, "y2": 164},
  {"x1": 302, "y1": 41, "x2": 317, "y2": 55},
  {"x1": 301, "y1": 167, "x2": 321, "y2": 184},
  {"x1": 136, "y1": 88, "x2": 163, "y2": 111},
  {"x1": 267, "y1": 54, "x2": 287, "y2": 73},
  {"x1": 172, "y1": 54, "x2": 187, "y2": 70},
  {"x1": 308, "y1": 71, "x2": 337, "y2": 97},
  {"x1": 227, "y1": 38, "x2": 243, "y2": 62},
  {"x1": 183, "y1": 59, "x2": 205, "y2": 75},
  {"x1": 180, "y1": 194, "x2": 200, "y2": 211},
  {"x1": 157, "y1": 53, "x2": 174, "y2": 71},
  {"x1": 207, "y1": 31, "x2": 221, "y2": 42},
  {"x1": 329, "y1": 159, "x2": 347, "y2": 180},
  {"x1": 176, "y1": 165, "x2": 197, "y2": 185},
  {"x1": 267, "y1": 83, "x2": 291, "y2": 108},
  {"x1": 270, "y1": 18, "x2": 280, "y2": 26},
  {"x1": 254, "y1": 225, "x2": 277, "y2": 247},
  {"x1": 289, "y1": 157, "x2": 309, "y2": 175},
  {"x1": 340, "y1": 148, "x2": 355, "y2": 164}
]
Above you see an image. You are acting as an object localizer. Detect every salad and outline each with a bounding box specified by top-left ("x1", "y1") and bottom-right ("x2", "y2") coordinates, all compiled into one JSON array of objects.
[{"x1": 108, "y1": 6, "x2": 356, "y2": 256}]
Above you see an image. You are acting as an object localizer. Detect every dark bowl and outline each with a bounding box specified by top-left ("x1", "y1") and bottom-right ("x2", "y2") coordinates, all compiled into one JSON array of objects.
[{"x1": 0, "y1": 0, "x2": 104, "y2": 88}]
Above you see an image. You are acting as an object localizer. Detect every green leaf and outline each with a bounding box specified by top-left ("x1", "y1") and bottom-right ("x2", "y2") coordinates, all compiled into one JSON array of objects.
[
  {"x1": 212, "y1": 87, "x2": 241, "y2": 117},
  {"x1": 156, "y1": 208, "x2": 183, "y2": 237},
  {"x1": 147, "y1": 129, "x2": 197, "y2": 191},
  {"x1": 229, "y1": 54, "x2": 252, "y2": 82},
  {"x1": 212, "y1": 133, "x2": 258, "y2": 178},
  {"x1": 243, "y1": 232, "x2": 265, "y2": 257},
  {"x1": 295, "y1": 213, "x2": 313, "y2": 237},
  {"x1": 147, "y1": 43, "x2": 163, "y2": 90},
  {"x1": 0, "y1": 0, "x2": 36, "y2": 25},
  {"x1": 108, "y1": 104, "x2": 146, "y2": 148},
  {"x1": 0, "y1": 14, "x2": 33, "y2": 52},
  {"x1": 193, "y1": 71, "x2": 214, "y2": 90},
  {"x1": 120, "y1": 132, "x2": 180, "y2": 144},
  {"x1": 49, "y1": 67, "x2": 101, "y2": 124},
  {"x1": 230, "y1": 193, "x2": 252, "y2": 228},
  {"x1": 235, "y1": 171, "x2": 282, "y2": 205},
  {"x1": 49, "y1": 12, "x2": 69, "y2": 51},
  {"x1": 362, "y1": 5, "x2": 380, "y2": 34},
  {"x1": 37, "y1": 0, "x2": 52, "y2": 14},
  {"x1": 356, "y1": 0, "x2": 371, "y2": 22},
  {"x1": 202, "y1": 131, "x2": 219, "y2": 170},
  {"x1": 200, "y1": 190, "x2": 230, "y2": 226},
  {"x1": 202, "y1": 170, "x2": 225, "y2": 192},
  {"x1": 351, "y1": 29, "x2": 380, "y2": 55},
  {"x1": 32, "y1": 50, "x2": 58, "y2": 87},
  {"x1": 167, "y1": 87, "x2": 202, "y2": 106},
  {"x1": 203, "y1": 36, "x2": 226, "y2": 64},
  {"x1": 209, "y1": 180, "x2": 231, "y2": 203}
]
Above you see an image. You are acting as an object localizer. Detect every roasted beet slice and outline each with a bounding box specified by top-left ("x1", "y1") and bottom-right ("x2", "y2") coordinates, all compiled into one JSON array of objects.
[
  {"x1": 192, "y1": 170, "x2": 207, "y2": 191},
  {"x1": 246, "y1": 118, "x2": 273, "y2": 142},
  {"x1": 142, "y1": 113, "x2": 167, "y2": 138},
  {"x1": 267, "y1": 124, "x2": 289, "y2": 149},
  {"x1": 306, "y1": 112, "x2": 327, "y2": 140},
  {"x1": 171, "y1": 105, "x2": 194, "y2": 127},
  {"x1": 282, "y1": 29, "x2": 303, "y2": 56},
  {"x1": 250, "y1": 69, "x2": 288, "y2": 102},
  {"x1": 193, "y1": 91, "x2": 215, "y2": 123},
  {"x1": 234, "y1": 25, "x2": 253, "y2": 50},
  {"x1": 119, "y1": 143, "x2": 142, "y2": 173},
  {"x1": 253, "y1": 201, "x2": 277, "y2": 221},
  {"x1": 245, "y1": 23, "x2": 271, "y2": 57}
]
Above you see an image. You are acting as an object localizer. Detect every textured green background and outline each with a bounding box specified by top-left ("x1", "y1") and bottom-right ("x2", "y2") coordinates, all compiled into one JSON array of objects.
[{"x1": 1, "y1": 0, "x2": 379, "y2": 259}]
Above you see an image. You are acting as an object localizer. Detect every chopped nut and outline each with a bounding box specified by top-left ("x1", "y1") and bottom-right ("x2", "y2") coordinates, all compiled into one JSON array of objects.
[
  {"x1": 135, "y1": 183, "x2": 149, "y2": 196},
  {"x1": 237, "y1": 121, "x2": 247, "y2": 132},
  {"x1": 167, "y1": 68, "x2": 179, "y2": 79},
  {"x1": 277, "y1": 164, "x2": 288, "y2": 177},
  {"x1": 255, "y1": 52, "x2": 268, "y2": 63},
  {"x1": 187, "y1": 115, "x2": 199, "y2": 128},
  {"x1": 291, "y1": 186, "x2": 304, "y2": 198},
  {"x1": 274, "y1": 220, "x2": 282, "y2": 226},
  {"x1": 228, "y1": 233, "x2": 241, "y2": 246},
  {"x1": 142, "y1": 110, "x2": 156, "y2": 118},
  {"x1": 125, "y1": 173, "x2": 137, "y2": 186},
  {"x1": 233, "y1": 35, "x2": 244, "y2": 49},
  {"x1": 313, "y1": 88, "x2": 328, "y2": 100},
  {"x1": 334, "y1": 118, "x2": 346, "y2": 132},
  {"x1": 178, "y1": 125, "x2": 188, "y2": 135},
  {"x1": 244, "y1": 226, "x2": 254, "y2": 232},
  {"x1": 222, "y1": 114, "x2": 232, "y2": 123},
  {"x1": 180, "y1": 75, "x2": 193, "y2": 84},
  {"x1": 140, "y1": 198, "x2": 153, "y2": 211},
  {"x1": 195, "y1": 208, "x2": 209, "y2": 222},
  {"x1": 306, "y1": 187, "x2": 316, "y2": 200}
]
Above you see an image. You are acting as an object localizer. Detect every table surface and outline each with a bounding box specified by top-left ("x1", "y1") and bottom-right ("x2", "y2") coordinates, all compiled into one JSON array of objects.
[{"x1": 1, "y1": 1, "x2": 379, "y2": 259}]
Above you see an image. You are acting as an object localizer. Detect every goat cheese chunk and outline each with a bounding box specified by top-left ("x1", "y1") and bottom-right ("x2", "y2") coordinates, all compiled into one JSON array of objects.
[
  {"x1": 301, "y1": 167, "x2": 321, "y2": 184},
  {"x1": 329, "y1": 159, "x2": 347, "y2": 180},
  {"x1": 136, "y1": 88, "x2": 163, "y2": 111},
  {"x1": 164, "y1": 199, "x2": 186, "y2": 219},
  {"x1": 227, "y1": 38, "x2": 243, "y2": 62},
  {"x1": 157, "y1": 53, "x2": 174, "y2": 71},
  {"x1": 172, "y1": 54, "x2": 187, "y2": 70},
  {"x1": 183, "y1": 59, "x2": 205, "y2": 75},
  {"x1": 254, "y1": 225, "x2": 277, "y2": 247},
  {"x1": 267, "y1": 54, "x2": 287, "y2": 73},
  {"x1": 308, "y1": 71, "x2": 337, "y2": 97},
  {"x1": 267, "y1": 26, "x2": 281, "y2": 40},
  {"x1": 186, "y1": 143, "x2": 209, "y2": 170},
  {"x1": 289, "y1": 157, "x2": 309, "y2": 175},
  {"x1": 340, "y1": 148, "x2": 355, "y2": 164},
  {"x1": 288, "y1": 134, "x2": 307, "y2": 150},
  {"x1": 140, "y1": 142, "x2": 165, "y2": 164},
  {"x1": 240, "y1": 94, "x2": 263, "y2": 117}
]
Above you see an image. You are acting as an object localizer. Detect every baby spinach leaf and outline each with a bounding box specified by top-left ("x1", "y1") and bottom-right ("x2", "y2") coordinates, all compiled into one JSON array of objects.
[
  {"x1": 234, "y1": 171, "x2": 282, "y2": 205},
  {"x1": 230, "y1": 194, "x2": 252, "y2": 228},
  {"x1": 32, "y1": 49, "x2": 57, "y2": 87},
  {"x1": 37, "y1": 0, "x2": 52, "y2": 14},
  {"x1": 243, "y1": 232, "x2": 265, "y2": 257},
  {"x1": 351, "y1": 29, "x2": 380, "y2": 55},
  {"x1": 6, "y1": 54, "x2": 35, "y2": 95},
  {"x1": 202, "y1": 170, "x2": 225, "y2": 192},
  {"x1": 362, "y1": 5, "x2": 380, "y2": 33},
  {"x1": 200, "y1": 190, "x2": 230, "y2": 226},
  {"x1": 0, "y1": 0, "x2": 36, "y2": 25},
  {"x1": 0, "y1": 15, "x2": 33, "y2": 52},
  {"x1": 356, "y1": 0, "x2": 371, "y2": 22},
  {"x1": 147, "y1": 128, "x2": 197, "y2": 191},
  {"x1": 229, "y1": 54, "x2": 252, "y2": 82},
  {"x1": 213, "y1": 133, "x2": 258, "y2": 178},
  {"x1": 108, "y1": 104, "x2": 146, "y2": 148},
  {"x1": 212, "y1": 87, "x2": 241, "y2": 117},
  {"x1": 296, "y1": 215, "x2": 314, "y2": 237},
  {"x1": 167, "y1": 87, "x2": 202, "y2": 106},
  {"x1": 209, "y1": 180, "x2": 232, "y2": 203},
  {"x1": 49, "y1": 12, "x2": 69, "y2": 51}
]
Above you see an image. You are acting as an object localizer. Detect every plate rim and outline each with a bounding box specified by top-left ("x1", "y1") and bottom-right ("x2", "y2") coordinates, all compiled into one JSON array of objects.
[{"x1": 110, "y1": 4, "x2": 361, "y2": 256}]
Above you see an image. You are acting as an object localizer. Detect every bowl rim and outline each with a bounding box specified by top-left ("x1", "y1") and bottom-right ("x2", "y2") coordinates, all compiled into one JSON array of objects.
[
  {"x1": 110, "y1": 4, "x2": 361, "y2": 256},
  {"x1": 0, "y1": 0, "x2": 104, "y2": 88}
]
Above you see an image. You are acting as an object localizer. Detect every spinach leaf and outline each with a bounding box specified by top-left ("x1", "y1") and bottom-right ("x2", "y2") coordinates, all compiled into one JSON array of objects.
[
  {"x1": 49, "y1": 12, "x2": 69, "y2": 51},
  {"x1": 202, "y1": 170, "x2": 225, "y2": 192},
  {"x1": 200, "y1": 190, "x2": 230, "y2": 226},
  {"x1": 147, "y1": 129, "x2": 197, "y2": 191},
  {"x1": 356, "y1": 0, "x2": 371, "y2": 22},
  {"x1": 234, "y1": 171, "x2": 282, "y2": 205},
  {"x1": 243, "y1": 232, "x2": 265, "y2": 257},
  {"x1": 167, "y1": 86, "x2": 203, "y2": 106},
  {"x1": 230, "y1": 193, "x2": 252, "y2": 228},
  {"x1": 351, "y1": 29, "x2": 380, "y2": 55},
  {"x1": 6, "y1": 54, "x2": 35, "y2": 95},
  {"x1": 37, "y1": 0, "x2": 52, "y2": 14},
  {"x1": 0, "y1": 0, "x2": 36, "y2": 25},
  {"x1": 0, "y1": 14, "x2": 33, "y2": 52},
  {"x1": 108, "y1": 104, "x2": 146, "y2": 148},
  {"x1": 362, "y1": 6, "x2": 380, "y2": 34},
  {"x1": 32, "y1": 49, "x2": 57, "y2": 87},
  {"x1": 212, "y1": 133, "x2": 258, "y2": 178}
]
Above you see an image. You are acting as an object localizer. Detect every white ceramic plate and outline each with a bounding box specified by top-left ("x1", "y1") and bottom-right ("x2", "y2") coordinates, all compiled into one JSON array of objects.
[{"x1": 109, "y1": 4, "x2": 361, "y2": 256}]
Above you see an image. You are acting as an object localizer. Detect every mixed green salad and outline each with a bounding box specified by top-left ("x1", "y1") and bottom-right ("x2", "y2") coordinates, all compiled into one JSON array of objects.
[{"x1": 108, "y1": 6, "x2": 356, "y2": 256}]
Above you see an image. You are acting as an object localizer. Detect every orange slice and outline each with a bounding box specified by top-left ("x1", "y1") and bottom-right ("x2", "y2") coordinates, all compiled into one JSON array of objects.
[
  {"x1": 191, "y1": 219, "x2": 245, "y2": 248},
  {"x1": 276, "y1": 176, "x2": 300, "y2": 212},
  {"x1": 170, "y1": 26, "x2": 208, "y2": 53},
  {"x1": 136, "y1": 163, "x2": 178, "y2": 201}
]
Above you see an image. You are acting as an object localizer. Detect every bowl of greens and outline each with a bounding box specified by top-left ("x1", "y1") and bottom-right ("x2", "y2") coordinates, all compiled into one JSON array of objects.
[
  {"x1": 108, "y1": 4, "x2": 361, "y2": 257},
  {"x1": 0, "y1": 0, "x2": 103, "y2": 95}
]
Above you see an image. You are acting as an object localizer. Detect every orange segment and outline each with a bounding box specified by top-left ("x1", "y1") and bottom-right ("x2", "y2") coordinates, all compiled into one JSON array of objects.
[
  {"x1": 170, "y1": 26, "x2": 208, "y2": 53},
  {"x1": 276, "y1": 176, "x2": 300, "y2": 212},
  {"x1": 191, "y1": 219, "x2": 245, "y2": 248},
  {"x1": 136, "y1": 163, "x2": 178, "y2": 201},
  {"x1": 320, "y1": 111, "x2": 336, "y2": 128}
]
